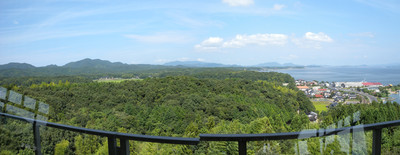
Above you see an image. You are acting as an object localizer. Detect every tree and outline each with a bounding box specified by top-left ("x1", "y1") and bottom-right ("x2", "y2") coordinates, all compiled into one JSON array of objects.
[{"x1": 54, "y1": 140, "x2": 69, "y2": 155}]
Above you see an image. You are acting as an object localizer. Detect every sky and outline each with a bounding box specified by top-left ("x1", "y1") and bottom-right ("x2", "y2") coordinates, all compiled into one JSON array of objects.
[{"x1": 1, "y1": 0, "x2": 400, "y2": 66}]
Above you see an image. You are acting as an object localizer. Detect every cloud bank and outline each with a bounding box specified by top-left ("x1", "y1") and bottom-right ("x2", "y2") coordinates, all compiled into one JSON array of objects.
[
  {"x1": 304, "y1": 32, "x2": 333, "y2": 42},
  {"x1": 223, "y1": 34, "x2": 288, "y2": 48},
  {"x1": 194, "y1": 37, "x2": 224, "y2": 50},
  {"x1": 272, "y1": 4, "x2": 286, "y2": 11},
  {"x1": 196, "y1": 32, "x2": 333, "y2": 50},
  {"x1": 222, "y1": 0, "x2": 254, "y2": 6},
  {"x1": 195, "y1": 33, "x2": 288, "y2": 50}
]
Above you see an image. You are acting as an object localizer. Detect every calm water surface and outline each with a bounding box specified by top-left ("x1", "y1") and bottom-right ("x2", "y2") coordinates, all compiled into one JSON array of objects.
[
  {"x1": 273, "y1": 66, "x2": 400, "y2": 85},
  {"x1": 389, "y1": 94, "x2": 400, "y2": 104}
]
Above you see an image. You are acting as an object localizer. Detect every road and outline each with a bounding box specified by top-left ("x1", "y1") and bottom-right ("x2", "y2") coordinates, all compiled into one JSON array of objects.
[{"x1": 338, "y1": 88, "x2": 378, "y2": 104}]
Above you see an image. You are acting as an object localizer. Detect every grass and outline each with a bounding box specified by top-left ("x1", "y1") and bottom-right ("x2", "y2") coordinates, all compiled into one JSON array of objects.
[
  {"x1": 94, "y1": 78, "x2": 142, "y2": 83},
  {"x1": 312, "y1": 101, "x2": 330, "y2": 112}
]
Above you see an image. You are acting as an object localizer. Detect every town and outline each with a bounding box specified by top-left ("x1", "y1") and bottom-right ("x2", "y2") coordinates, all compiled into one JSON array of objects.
[{"x1": 294, "y1": 79, "x2": 400, "y2": 122}]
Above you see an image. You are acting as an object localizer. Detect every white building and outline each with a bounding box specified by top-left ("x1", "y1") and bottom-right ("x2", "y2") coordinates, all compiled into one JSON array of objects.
[{"x1": 335, "y1": 82, "x2": 363, "y2": 88}]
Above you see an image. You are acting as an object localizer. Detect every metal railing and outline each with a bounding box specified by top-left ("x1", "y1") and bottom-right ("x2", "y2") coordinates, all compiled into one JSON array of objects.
[
  {"x1": 200, "y1": 119, "x2": 400, "y2": 155},
  {"x1": 0, "y1": 112, "x2": 199, "y2": 155},
  {"x1": 2, "y1": 112, "x2": 400, "y2": 155}
]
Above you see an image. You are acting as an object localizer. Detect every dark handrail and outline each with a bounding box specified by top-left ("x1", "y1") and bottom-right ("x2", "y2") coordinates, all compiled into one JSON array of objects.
[
  {"x1": 0, "y1": 112, "x2": 199, "y2": 145},
  {"x1": 200, "y1": 119, "x2": 400, "y2": 141},
  {"x1": 200, "y1": 120, "x2": 400, "y2": 155}
]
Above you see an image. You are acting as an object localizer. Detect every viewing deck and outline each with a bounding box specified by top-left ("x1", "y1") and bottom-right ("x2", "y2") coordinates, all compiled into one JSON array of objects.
[
  {"x1": 1, "y1": 86, "x2": 400, "y2": 154},
  {"x1": 1, "y1": 112, "x2": 400, "y2": 155}
]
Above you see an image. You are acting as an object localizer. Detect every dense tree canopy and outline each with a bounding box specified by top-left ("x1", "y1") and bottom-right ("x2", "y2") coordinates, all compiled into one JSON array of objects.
[{"x1": 1, "y1": 70, "x2": 399, "y2": 154}]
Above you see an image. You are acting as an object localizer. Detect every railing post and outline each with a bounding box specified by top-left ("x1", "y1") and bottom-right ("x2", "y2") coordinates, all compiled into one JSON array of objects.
[
  {"x1": 108, "y1": 136, "x2": 117, "y2": 155},
  {"x1": 238, "y1": 140, "x2": 247, "y2": 155},
  {"x1": 33, "y1": 121, "x2": 42, "y2": 155},
  {"x1": 118, "y1": 138, "x2": 130, "y2": 155},
  {"x1": 372, "y1": 128, "x2": 382, "y2": 155}
]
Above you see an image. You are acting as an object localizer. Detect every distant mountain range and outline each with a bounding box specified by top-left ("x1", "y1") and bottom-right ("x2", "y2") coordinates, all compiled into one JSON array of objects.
[
  {"x1": 164, "y1": 61, "x2": 240, "y2": 68},
  {"x1": 63, "y1": 58, "x2": 126, "y2": 68},
  {"x1": 0, "y1": 58, "x2": 140, "y2": 70},
  {"x1": 0, "y1": 59, "x2": 308, "y2": 77},
  {"x1": 164, "y1": 61, "x2": 305, "y2": 68},
  {"x1": 2, "y1": 59, "x2": 399, "y2": 70},
  {"x1": 0, "y1": 59, "x2": 305, "y2": 70},
  {"x1": 0, "y1": 59, "x2": 169, "y2": 77},
  {"x1": 0, "y1": 62, "x2": 35, "y2": 70},
  {"x1": 253, "y1": 62, "x2": 303, "y2": 67},
  {"x1": 1, "y1": 58, "x2": 399, "y2": 78}
]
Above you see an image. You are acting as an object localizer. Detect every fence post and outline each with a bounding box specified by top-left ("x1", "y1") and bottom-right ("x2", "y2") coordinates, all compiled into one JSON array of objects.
[
  {"x1": 372, "y1": 128, "x2": 382, "y2": 155},
  {"x1": 33, "y1": 120, "x2": 42, "y2": 155},
  {"x1": 119, "y1": 138, "x2": 130, "y2": 155},
  {"x1": 238, "y1": 140, "x2": 247, "y2": 155},
  {"x1": 108, "y1": 136, "x2": 117, "y2": 155}
]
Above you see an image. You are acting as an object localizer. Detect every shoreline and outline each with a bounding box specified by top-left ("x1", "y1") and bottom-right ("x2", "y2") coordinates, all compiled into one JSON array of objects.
[{"x1": 267, "y1": 66, "x2": 400, "y2": 86}]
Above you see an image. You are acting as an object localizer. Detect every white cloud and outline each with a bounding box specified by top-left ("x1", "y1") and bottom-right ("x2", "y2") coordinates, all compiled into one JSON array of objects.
[
  {"x1": 222, "y1": 0, "x2": 254, "y2": 6},
  {"x1": 178, "y1": 57, "x2": 191, "y2": 61},
  {"x1": 304, "y1": 32, "x2": 333, "y2": 42},
  {"x1": 197, "y1": 58, "x2": 206, "y2": 62},
  {"x1": 292, "y1": 38, "x2": 324, "y2": 49},
  {"x1": 125, "y1": 32, "x2": 191, "y2": 43},
  {"x1": 195, "y1": 33, "x2": 288, "y2": 51},
  {"x1": 291, "y1": 32, "x2": 333, "y2": 49},
  {"x1": 272, "y1": 4, "x2": 286, "y2": 11},
  {"x1": 223, "y1": 33, "x2": 288, "y2": 48},
  {"x1": 195, "y1": 37, "x2": 224, "y2": 50}
]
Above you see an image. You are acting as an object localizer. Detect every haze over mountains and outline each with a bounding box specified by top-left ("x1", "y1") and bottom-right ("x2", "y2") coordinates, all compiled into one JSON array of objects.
[
  {"x1": 0, "y1": 58, "x2": 309, "y2": 78},
  {"x1": 0, "y1": 59, "x2": 170, "y2": 77},
  {"x1": 1, "y1": 58, "x2": 153, "y2": 69},
  {"x1": 0, "y1": 62, "x2": 35, "y2": 70},
  {"x1": 0, "y1": 58, "x2": 304, "y2": 69},
  {"x1": 253, "y1": 62, "x2": 302, "y2": 67},
  {"x1": 2, "y1": 58, "x2": 400, "y2": 71},
  {"x1": 163, "y1": 61, "x2": 240, "y2": 68}
]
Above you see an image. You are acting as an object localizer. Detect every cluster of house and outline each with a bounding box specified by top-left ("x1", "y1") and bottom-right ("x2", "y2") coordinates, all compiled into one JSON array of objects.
[
  {"x1": 297, "y1": 85, "x2": 331, "y2": 98},
  {"x1": 333, "y1": 82, "x2": 383, "y2": 92},
  {"x1": 295, "y1": 80, "x2": 383, "y2": 98},
  {"x1": 331, "y1": 91, "x2": 358, "y2": 104},
  {"x1": 295, "y1": 80, "x2": 384, "y2": 122},
  {"x1": 296, "y1": 80, "x2": 333, "y2": 99}
]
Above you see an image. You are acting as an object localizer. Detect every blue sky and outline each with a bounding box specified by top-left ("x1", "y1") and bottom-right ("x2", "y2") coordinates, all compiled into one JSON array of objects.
[{"x1": 1, "y1": 0, "x2": 399, "y2": 66}]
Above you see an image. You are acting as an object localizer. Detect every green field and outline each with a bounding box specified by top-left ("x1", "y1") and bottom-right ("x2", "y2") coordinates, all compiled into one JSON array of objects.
[
  {"x1": 312, "y1": 101, "x2": 330, "y2": 112},
  {"x1": 94, "y1": 78, "x2": 142, "y2": 83}
]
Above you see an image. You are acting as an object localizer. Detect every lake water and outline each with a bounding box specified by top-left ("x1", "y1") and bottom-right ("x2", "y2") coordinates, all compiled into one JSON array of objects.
[
  {"x1": 389, "y1": 94, "x2": 400, "y2": 104},
  {"x1": 272, "y1": 66, "x2": 400, "y2": 85}
]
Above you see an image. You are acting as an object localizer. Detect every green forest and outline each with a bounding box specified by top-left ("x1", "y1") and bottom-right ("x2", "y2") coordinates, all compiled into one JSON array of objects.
[{"x1": 1, "y1": 68, "x2": 400, "y2": 154}]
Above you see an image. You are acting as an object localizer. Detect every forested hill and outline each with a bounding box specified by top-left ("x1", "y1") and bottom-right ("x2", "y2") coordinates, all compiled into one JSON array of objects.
[
  {"x1": 0, "y1": 58, "x2": 253, "y2": 78},
  {"x1": 0, "y1": 62, "x2": 35, "y2": 70},
  {"x1": 0, "y1": 60, "x2": 286, "y2": 87},
  {"x1": 0, "y1": 59, "x2": 174, "y2": 77},
  {"x1": 2, "y1": 70, "x2": 314, "y2": 154},
  {"x1": 23, "y1": 76, "x2": 314, "y2": 127},
  {"x1": 0, "y1": 58, "x2": 294, "y2": 78},
  {"x1": 2, "y1": 69, "x2": 400, "y2": 154}
]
